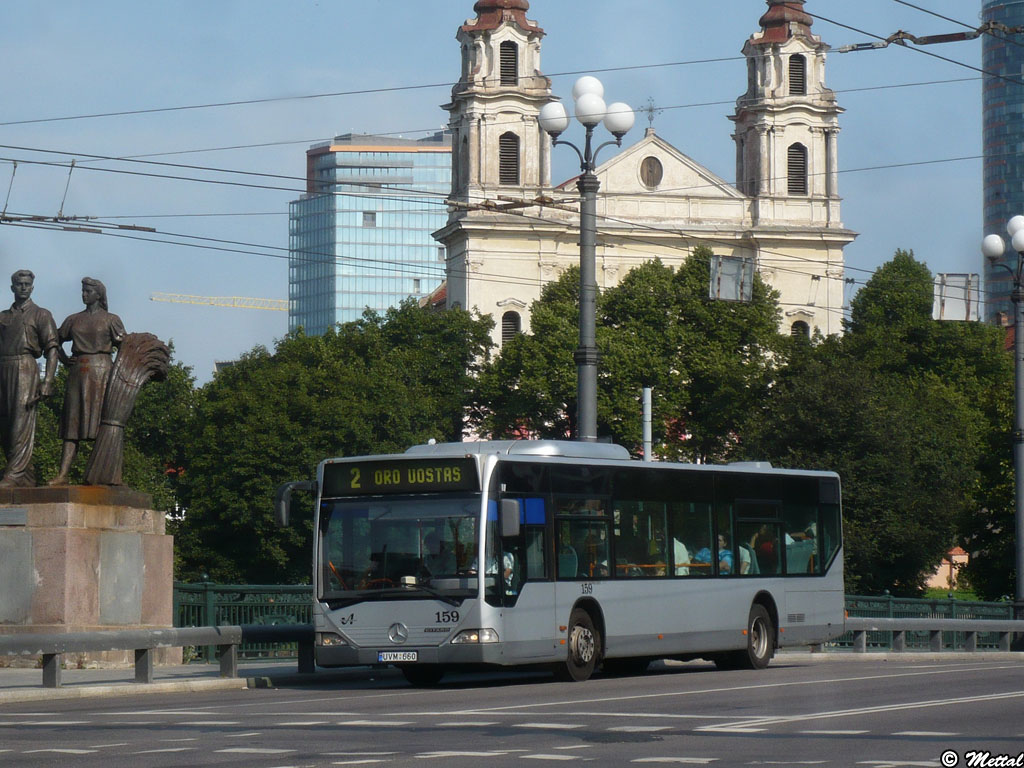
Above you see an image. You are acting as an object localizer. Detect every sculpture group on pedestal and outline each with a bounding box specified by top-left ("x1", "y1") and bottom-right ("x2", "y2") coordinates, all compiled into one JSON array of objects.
[{"x1": 0, "y1": 270, "x2": 170, "y2": 488}]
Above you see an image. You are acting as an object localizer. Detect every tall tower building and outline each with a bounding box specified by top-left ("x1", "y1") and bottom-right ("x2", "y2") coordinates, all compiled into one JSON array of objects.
[
  {"x1": 982, "y1": 1, "x2": 1024, "y2": 321},
  {"x1": 435, "y1": 0, "x2": 853, "y2": 348},
  {"x1": 288, "y1": 132, "x2": 452, "y2": 336}
]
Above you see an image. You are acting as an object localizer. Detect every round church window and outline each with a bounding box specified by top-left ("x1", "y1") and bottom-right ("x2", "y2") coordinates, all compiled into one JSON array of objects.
[{"x1": 640, "y1": 156, "x2": 663, "y2": 188}]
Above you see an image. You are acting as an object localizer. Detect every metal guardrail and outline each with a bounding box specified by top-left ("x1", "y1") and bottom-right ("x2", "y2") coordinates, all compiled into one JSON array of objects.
[
  {"x1": 174, "y1": 583, "x2": 313, "y2": 662},
  {"x1": 0, "y1": 624, "x2": 314, "y2": 689},
  {"x1": 841, "y1": 617, "x2": 1024, "y2": 654}
]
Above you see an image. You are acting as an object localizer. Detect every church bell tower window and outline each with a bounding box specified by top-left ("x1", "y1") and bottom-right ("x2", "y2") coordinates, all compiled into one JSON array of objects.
[
  {"x1": 499, "y1": 132, "x2": 521, "y2": 185},
  {"x1": 787, "y1": 143, "x2": 808, "y2": 195},
  {"x1": 500, "y1": 41, "x2": 519, "y2": 86},
  {"x1": 788, "y1": 54, "x2": 806, "y2": 96}
]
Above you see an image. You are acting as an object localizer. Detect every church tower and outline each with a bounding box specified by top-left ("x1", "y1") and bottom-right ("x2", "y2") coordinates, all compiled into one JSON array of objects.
[
  {"x1": 443, "y1": 0, "x2": 552, "y2": 205},
  {"x1": 731, "y1": 0, "x2": 842, "y2": 227}
]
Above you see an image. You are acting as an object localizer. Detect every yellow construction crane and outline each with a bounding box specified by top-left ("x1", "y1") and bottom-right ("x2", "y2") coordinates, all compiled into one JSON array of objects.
[{"x1": 150, "y1": 292, "x2": 287, "y2": 311}]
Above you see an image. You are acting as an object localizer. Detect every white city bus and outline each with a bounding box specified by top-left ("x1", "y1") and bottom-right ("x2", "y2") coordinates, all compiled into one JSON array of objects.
[{"x1": 276, "y1": 440, "x2": 844, "y2": 685}]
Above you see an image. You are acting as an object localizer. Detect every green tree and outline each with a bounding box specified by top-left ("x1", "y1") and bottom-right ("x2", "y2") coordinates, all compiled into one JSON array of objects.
[
  {"x1": 173, "y1": 302, "x2": 492, "y2": 584},
  {"x1": 739, "y1": 250, "x2": 1009, "y2": 596},
  {"x1": 740, "y1": 348, "x2": 982, "y2": 595},
  {"x1": 473, "y1": 249, "x2": 785, "y2": 462}
]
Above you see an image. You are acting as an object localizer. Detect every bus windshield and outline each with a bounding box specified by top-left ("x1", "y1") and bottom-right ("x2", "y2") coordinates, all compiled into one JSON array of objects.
[{"x1": 319, "y1": 495, "x2": 493, "y2": 604}]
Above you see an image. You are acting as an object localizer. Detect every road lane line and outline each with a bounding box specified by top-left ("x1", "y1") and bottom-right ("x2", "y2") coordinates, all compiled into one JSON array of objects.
[
  {"x1": 436, "y1": 721, "x2": 499, "y2": 726},
  {"x1": 217, "y1": 747, "x2": 296, "y2": 754},
  {"x1": 892, "y1": 731, "x2": 959, "y2": 736},
  {"x1": 442, "y1": 664, "x2": 1022, "y2": 714},
  {"x1": 711, "y1": 689, "x2": 1024, "y2": 730},
  {"x1": 337, "y1": 720, "x2": 414, "y2": 726},
  {"x1": 24, "y1": 749, "x2": 97, "y2": 755},
  {"x1": 799, "y1": 730, "x2": 869, "y2": 735},
  {"x1": 513, "y1": 722, "x2": 585, "y2": 730},
  {"x1": 134, "y1": 748, "x2": 197, "y2": 754},
  {"x1": 631, "y1": 759, "x2": 718, "y2": 764}
]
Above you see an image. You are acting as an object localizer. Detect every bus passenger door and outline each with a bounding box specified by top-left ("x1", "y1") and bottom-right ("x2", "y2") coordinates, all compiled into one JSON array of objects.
[{"x1": 494, "y1": 497, "x2": 558, "y2": 661}]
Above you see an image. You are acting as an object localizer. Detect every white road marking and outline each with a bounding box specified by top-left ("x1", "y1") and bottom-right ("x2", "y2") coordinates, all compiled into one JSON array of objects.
[
  {"x1": 695, "y1": 726, "x2": 767, "y2": 733},
  {"x1": 857, "y1": 762, "x2": 938, "y2": 767},
  {"x1": 134, "y1": 748, "x2": 197, "y2": 754},
  {"x1": 711, "y1": 689, "x2": 1024, "y2": 731},
  {"x1": 513, "y1": 722, "x2": 585, "y2": 730},
  {"x1": 18, "y1": 720, "x2": 91, "y2": 725},
  {"x1": 445, "y1": 663, "x2": 1020, "y2": 715},
  {"x1": 337, "y1": 720, "x2": 414, "y2": 726},
  {"x1": 24, "y1": 748, "x2": 97, "y2": 755},
  {"x1": 89, "y1": 742, "x2": 131, "y2": 748},
  {"x1": 279, "y1": 721, "x2": 329, "y2": 726},
  {"x1": 332, "y1": 762, "x2": 387, "y2": 766},
  {"x1": 217, "y1": 747, "x2": 297, "y2": 754},
  {"x1": 416, "y1": 751, "x2": 518, "y2": 759},
  {"x1": 323, "y1": 753, "x2": 400, "y2": 757},
  {"x1": 521, "y1": 756, "x2": 584, "y2": 761},
  {"x1": 160, "y1": 737, "x2": 198, "y2": 742},
  {"x1": 631, "y1": 759, "x2": 718, "y2": 765},
  {"x1": 436, "y1": 721, "x2": 498, "y2": 726},
  {"x1": 891, "y1": 731, "x2": 959, "y2": 736},
  {"x1": 609, "y1": 726, "x2": 673, "y2": 733},
  {"x1": 799, "y1": 729, "x2": 869, "y2": 735},
  {"x1": 177, "y1": 720, "x2": 241, "y2": 725},
  {"x1": 226, "y1": 731, "x2": 263, "y2": 737}
]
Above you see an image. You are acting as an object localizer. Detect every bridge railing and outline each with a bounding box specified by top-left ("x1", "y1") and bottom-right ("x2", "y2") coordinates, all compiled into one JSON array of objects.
[
  {"x1": 0, "y1": 624, "x2": 314, "y2": 689},
  {"x1": 840, "y1": 617, "x2": 1024, "y2": 653},
  {"x1": 836, "y1": 594, "x2": 1016, "y2": 651},
  {"x1": 173, "y1": 583, "x2": 312, "y2": 662}
]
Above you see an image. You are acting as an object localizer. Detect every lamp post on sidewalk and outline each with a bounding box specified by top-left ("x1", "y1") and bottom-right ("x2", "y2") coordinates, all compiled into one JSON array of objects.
[
  {"x1": 538, "y1": 76, "x2": 634, "y2": 442},
  {"x1": 981, "y1": 218, "x2": 1024, "y2": 633}
]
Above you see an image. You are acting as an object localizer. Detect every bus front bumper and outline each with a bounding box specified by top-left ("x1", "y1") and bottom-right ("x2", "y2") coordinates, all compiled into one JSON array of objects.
[{"x1": 316, "y1": 643, "x2": 508, "y2": 668}]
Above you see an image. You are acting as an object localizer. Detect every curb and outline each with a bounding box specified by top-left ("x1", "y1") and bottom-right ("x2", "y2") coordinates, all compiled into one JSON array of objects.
[{"x1": 0, "y1": 676, "x2": 248, "y2": 704}]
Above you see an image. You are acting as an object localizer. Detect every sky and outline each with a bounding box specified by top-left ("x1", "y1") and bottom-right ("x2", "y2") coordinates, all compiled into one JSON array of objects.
[{"x1": 0, "y1": 0, "x2": 987, "y2": 382}]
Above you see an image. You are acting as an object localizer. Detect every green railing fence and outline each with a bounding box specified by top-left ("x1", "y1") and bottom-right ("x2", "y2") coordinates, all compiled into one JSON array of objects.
[
  {"x1": 173, "y1": 582, "x2": 313, "y2": 662},
  {"x1": 834, "y1": 593, "x2": 1014, "y2": 651},
  {"x1": 172, "y1": 583, "x2": 1016, "y2": 661}
]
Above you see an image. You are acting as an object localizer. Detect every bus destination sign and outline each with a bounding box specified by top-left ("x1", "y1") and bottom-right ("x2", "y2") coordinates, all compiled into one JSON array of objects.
[{"x1": 322, "y1": 458, "x2": 478, "y2": 497}]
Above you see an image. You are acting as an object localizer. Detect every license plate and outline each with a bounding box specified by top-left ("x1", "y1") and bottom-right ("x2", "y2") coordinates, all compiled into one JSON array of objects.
[{"x1": 378, "y1": 651, "x2": 418, "y2": 663}]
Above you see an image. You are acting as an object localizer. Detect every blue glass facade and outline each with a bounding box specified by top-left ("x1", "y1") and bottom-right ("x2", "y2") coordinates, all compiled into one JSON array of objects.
[
  {"x1": 288, "y1": 133, "x2": 451, "y2": 335},
  {"x1": 983, "y1": 1, "x2": 1024, "y2": 320}
]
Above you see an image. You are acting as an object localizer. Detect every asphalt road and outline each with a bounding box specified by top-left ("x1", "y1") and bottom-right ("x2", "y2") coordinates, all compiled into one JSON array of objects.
[{"x1": 0, "y1": 656, "x2": 1021, "y2": 767}]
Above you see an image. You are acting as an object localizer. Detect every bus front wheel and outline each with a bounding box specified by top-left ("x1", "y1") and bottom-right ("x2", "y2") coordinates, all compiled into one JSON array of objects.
[{"x1": 557, "y1": 608, "x2": 601, "y2": 682}]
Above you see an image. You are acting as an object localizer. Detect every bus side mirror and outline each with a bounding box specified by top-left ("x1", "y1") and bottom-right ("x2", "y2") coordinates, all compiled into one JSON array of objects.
[
  {"x1": 274, "y1": 480, "x2": 317, "y2": 527},
  {"x1": 500, "y1": 498, "x2": 521, "y2": 538}
]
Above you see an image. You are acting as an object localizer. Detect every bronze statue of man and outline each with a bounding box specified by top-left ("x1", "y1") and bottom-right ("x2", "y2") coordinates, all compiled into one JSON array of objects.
[
  {"x1": 0, "y1": 270, "x2": 58, "y2": 487},
  {"x1": 49, "y1": 277, "x2": 125, "y2": 486}
]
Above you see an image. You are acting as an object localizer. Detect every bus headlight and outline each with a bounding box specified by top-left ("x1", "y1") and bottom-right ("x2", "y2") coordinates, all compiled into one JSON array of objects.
[
  {"x1": 318, "y1": 632, "x2": 348, "y2": 646},
  {"x1": 450, "y1": 628, "x2": 499, "y2": 644}
]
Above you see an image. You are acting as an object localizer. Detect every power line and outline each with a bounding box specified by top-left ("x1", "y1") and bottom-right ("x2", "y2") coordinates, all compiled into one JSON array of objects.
[{"x1": 0, "y1": 56, "x2": 743, "y2": 129}]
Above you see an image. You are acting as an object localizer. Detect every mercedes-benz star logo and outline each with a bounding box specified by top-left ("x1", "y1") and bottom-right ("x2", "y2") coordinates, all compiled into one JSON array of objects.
[{"x1": 388, "y1": 623, "x2": 409, "y2": 644}]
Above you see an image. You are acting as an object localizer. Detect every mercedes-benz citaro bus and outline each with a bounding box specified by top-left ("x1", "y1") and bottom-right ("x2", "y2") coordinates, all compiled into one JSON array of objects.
[{"x1": 275, "y1": 440, "x2": 844, "y2": 685}]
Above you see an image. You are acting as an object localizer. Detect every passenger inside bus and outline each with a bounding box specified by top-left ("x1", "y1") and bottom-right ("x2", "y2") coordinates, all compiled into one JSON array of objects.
[{"x1": 421, "y1": 532, "x2": 456, "y2": 576}]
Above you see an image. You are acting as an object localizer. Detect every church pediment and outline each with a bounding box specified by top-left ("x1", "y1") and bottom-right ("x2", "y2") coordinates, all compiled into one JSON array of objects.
[{"x1": 593, "y1": 130, "x2": 745, "y2": 201}]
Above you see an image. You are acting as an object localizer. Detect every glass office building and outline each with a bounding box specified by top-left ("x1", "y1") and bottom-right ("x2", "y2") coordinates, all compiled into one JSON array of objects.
[
  {"x1": 288, "y1": 133, "x2": 451, "y2": 335},
  {"x1": 983, "y1": 1, "x2": 1024, "y2": 321}
]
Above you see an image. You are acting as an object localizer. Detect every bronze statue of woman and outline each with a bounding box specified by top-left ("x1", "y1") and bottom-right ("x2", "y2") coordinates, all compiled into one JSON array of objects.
[{"x1": 49, "y1": 277, "x2": 125, "y2": 486}]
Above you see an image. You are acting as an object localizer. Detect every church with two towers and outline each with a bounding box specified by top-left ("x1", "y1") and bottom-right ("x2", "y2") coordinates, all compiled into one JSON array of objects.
[{"x1": 433, "y1": 0, "x2": 856, "y2": 348}]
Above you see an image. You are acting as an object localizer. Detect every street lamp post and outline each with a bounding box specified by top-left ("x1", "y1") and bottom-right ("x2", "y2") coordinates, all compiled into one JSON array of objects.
[
  {"x1": 982, "y1": 218, "x2": 1024, "y2": 630},
  {"x1": 539, "y1": 76, "x2": 634, "y2": 442}
]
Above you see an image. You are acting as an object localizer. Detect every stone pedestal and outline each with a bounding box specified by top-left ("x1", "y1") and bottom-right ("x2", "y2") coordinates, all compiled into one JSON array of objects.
[{"x1": 0, "y1": 486, "x2": 178, "y2": 665}]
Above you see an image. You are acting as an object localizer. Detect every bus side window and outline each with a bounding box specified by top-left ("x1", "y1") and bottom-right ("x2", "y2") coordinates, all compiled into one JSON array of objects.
[{"x1": 668, "y1": 502, "x2": 712, "y2": 577}]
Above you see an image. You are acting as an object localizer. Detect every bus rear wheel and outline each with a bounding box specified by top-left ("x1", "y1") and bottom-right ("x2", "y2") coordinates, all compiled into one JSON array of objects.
[
  {"x1": 557, "y1": 608, "x2": 601, "y2": 682},
  {"x1": 715, "y1": 604, "x2": 774, "y2": 670},
  {"x1": 400, "y1": 664, "x2": 445, "y2": 686}
]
